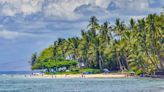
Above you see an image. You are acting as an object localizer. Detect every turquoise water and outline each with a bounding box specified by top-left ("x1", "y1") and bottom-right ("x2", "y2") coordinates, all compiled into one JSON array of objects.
[{"x1": 0, "y1": 76, "x2": 164, "y2": 92}]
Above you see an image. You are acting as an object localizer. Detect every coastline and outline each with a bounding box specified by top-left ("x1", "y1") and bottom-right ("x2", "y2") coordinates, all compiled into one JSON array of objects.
[
  {"x1": 3, "y1": 73, "x2": 163, "y2": 79},
  {"x1": 29, "y1": 73, "x2": 129, "y2": 79}
]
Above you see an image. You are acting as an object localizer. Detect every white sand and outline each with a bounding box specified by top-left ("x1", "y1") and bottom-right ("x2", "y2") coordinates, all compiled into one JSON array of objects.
[{"x1": 30, "y1": 73, "x2": 128, "y2": 79}]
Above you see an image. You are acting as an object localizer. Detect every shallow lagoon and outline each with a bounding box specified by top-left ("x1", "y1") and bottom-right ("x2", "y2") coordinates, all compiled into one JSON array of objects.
[{"x1": 0, "y1": 76, "x2": 164, "y2": 92}]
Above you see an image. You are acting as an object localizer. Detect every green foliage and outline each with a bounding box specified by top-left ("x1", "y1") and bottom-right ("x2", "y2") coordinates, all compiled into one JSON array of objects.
[
  {"x1": 29, "y1": 52, "x2": 37, "y2": 66},
  {"x1": 55, "y1": 71, "x2": 79, "y2": 75},
  {"x1": 32, "y1": 46, "x2": 54, "y2": 69},
  {"x1": 31, "y1": 10, "x2": 164, "y2": 75},
  {"x1": 71, "y1": 68, "x2": 80, "y2": 72},
  {"x1": 55, "y1": 60, "x2": 78, "y2": 68},
  {"x1": 80, "y1": 68, "x2": 102, "y2": 74}
]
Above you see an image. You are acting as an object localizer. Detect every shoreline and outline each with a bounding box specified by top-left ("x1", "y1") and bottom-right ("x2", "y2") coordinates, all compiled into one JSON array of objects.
[
  {"x1": 2, "y1": 73, "x2": 163, "y2": 79},
  {"x1": 27, "y1": 73, "x2": 130, "y2": 79},
  {"x1": 2, "y1": 73, "x2": 164, "y2": 79}
]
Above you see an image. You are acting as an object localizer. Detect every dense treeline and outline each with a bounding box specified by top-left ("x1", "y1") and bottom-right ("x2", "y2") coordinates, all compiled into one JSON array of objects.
[{"x1": 31, "y1": 11, "x2": 164, "y2": 75}]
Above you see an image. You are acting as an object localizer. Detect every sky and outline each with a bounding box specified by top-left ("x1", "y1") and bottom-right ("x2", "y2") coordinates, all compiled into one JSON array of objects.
[{"x1": 0, "y1": 0, "x2": 163, "y2": 71}]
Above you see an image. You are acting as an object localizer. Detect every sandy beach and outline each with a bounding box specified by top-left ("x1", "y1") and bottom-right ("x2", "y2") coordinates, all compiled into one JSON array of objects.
[{"x1": 30, "y1": 73, "x2": 128, "y2": 79}]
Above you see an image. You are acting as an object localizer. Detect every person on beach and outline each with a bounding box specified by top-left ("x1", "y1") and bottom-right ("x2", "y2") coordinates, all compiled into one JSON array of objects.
[
  {"x1": 65, "y1": 74, "x2": 69, "y2": 78},
  {"x1": 81, "y1": 73, "x2": 85, "y2": 78}
]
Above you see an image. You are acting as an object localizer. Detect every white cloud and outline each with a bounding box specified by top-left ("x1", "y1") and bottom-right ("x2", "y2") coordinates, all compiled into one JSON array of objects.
[
  {"x1": 0, "y1": 29, "x2": 34, "y2": 39},
  {"x1": 118, "y1": 0, "x2": 149, "y2": 11},
  {"x1": 42, "y1": 0, "x2": 116, "y2": 20},
  {"x1": 95, "y1": 0, "x2": 112, "y2": 9},
  {"x1": 107, "y1": 0, "x2": 150, "y2": 15},
  {"x1": 130, "y1": 15, "x2": 146, "y2": 19},
  {"x1": 0, "y1": 0, "x2": 44, "y2": 16},
  {"x1": 0, "y1": 30, "x2": 25, "y2": 39},
  {"x1": 74, "y1": 4, "x2": 111, "y2": 20},
  {"x1": 0, "y1": 0, "x2": 162, "y2": 20},
  {"x1": 0, "y1": 0, "x2": 112, "y2": 20},
  {"x1": 43, "y1": 1, "x2": 79, "y2": 20},
  {"x1": 0, "y1": 0, "x2": 162, "y2": 23},
  {"x1": 43, "y1": 0, "x2": 94, "y2": 20}
]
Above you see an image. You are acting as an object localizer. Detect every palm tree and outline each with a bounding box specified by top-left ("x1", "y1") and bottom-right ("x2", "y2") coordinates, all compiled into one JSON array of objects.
[
  {"x1": 100, "y1": 21, "x2": 112, "y2": 45},
  {"x1": 53, "y1": 41, "x2": 58, "y2": 60},
  {"x1": 80, "y1": 30, "x2": 90, "y2": 67},
  {"x1": 30, "y1": 52, "x2": 37, "y2": 66},
  {"x1": 145, "y1": 14, "x2": 163, "y2": 70},
  {"x1": 115, "y1": 18, "x2": 125, "y2": 36},
  {"x1": 130, "y1": 18, "x2": 135, "y2": 29},
  {"x1": 88, "y1": 16, "x2": 99, "y2": 37},
  {"x1": 68, "y1": 37, "x2": 79, "y2": 61},
  {"x1": 32, "y1": 11, "x2": 164, "y2": 74}
]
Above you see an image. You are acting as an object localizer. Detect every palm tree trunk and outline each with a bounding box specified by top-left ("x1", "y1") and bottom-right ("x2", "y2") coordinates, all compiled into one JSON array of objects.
[
  {"x1": 99, "y1": 55, "x2": 102, "y2": 69},
  {"x1": 145, "y1": 50, "x2": 160, "y2": 71},
  {"x1": 116, "y1": 55, "x2": 123, "y2": 71}
]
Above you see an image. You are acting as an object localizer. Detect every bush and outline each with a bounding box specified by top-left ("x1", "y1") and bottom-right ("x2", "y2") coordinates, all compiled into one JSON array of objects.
[
  {"x1": 135, "y1": 69, "x2": 143, "y2": 75},
  {"x1": 55, "y1": 71, "x2": 79, "y2": 75},
  {"x1": 71, "y1": 68, "x2": 80, "y2": 72},
  {"x1": 80, "y1": 68, "x2": 102, "y2": 74}
]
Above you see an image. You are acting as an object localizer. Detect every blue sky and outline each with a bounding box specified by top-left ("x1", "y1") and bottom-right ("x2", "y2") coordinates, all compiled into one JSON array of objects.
[{"x1": 0, "y1": 0, "x2": 163, "y2": 71}]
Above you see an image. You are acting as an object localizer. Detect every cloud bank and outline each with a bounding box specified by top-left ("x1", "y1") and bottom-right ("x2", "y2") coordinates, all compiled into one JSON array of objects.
[{"x1": 0, "y1": 0, "x2": 162, "y2": 39}]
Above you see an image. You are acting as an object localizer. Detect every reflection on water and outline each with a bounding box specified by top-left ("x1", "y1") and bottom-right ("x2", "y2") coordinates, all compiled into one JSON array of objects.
[{"x1": 0, "y1": 76, "x2": 164, "y2": 92}]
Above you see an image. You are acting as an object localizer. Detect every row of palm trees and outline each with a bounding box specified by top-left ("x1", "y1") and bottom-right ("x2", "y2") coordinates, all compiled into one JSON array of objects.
[{"x1": 32, "y1": 11, "x2": 164, "y2": 74}]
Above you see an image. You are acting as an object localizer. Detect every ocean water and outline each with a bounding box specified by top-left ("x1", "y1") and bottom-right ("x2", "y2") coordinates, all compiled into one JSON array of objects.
[
  {"x1": 0, "y1": 75, "x2": 164, "y2": 92},
  {"x1": 0, "y1": 71, "x2": 40, "y2": 75}
]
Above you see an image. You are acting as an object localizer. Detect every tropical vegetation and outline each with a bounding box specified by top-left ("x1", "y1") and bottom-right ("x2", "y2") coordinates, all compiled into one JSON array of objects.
[{"x1": 30, "y1": 10, "x2": 164, "y2": 75}]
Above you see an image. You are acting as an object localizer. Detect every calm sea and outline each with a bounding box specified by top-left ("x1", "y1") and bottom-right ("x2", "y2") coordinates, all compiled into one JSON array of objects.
[
  {"x1": 0, "y1": 71, "x2": 32, "y2": 75},
  {"x1": 0, "y1": 75, "x2": 164, "y2": 92},
  {"x1": 0, "y1": 71, "x2": 41, "y2": 75}
]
